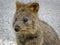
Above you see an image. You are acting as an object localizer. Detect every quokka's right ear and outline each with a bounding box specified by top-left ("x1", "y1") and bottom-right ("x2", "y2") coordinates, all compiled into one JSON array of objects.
[
  {"x1": 27, "y1": 2, "x2": 39, "y2": 13},
  {"x1": 16, "y1": 1, "x2": 22, "y2": 10}
]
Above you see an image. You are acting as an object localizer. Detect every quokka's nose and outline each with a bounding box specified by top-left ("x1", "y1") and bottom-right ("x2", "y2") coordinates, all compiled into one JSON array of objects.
[{"x1": 14, "y1": 25, "x2": 20, "y2": 32}]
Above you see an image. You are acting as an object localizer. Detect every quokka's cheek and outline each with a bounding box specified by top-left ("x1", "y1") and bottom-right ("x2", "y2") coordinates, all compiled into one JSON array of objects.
[{"x1": 13, "y1": 22, "x2": 15, "y2": 26}]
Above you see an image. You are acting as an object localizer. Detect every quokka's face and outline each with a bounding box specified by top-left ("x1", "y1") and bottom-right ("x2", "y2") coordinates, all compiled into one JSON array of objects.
[{"x1": 13, "y1": 1, "x2": 39, "y2": 36}]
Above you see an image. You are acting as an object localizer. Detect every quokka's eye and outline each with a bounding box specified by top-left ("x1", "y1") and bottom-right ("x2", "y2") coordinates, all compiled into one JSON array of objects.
[{"x1": 23, "y1": 18, "x2": 28, "y2": 23}]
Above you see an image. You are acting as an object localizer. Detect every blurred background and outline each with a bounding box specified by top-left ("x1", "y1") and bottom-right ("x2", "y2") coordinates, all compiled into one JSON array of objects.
[{"x1": 0, "y1": 0, "x2": 60, "y2": 45}]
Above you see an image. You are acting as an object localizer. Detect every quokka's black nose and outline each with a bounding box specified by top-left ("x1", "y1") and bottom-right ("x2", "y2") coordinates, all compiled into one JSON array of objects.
[{"x1": 15, "y1": 25, "x2": 20, "y2": 32}]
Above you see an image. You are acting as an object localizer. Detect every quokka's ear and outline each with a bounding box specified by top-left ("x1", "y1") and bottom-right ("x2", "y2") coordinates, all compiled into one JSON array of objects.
[
  {"x1": 28, "y1": 2, "x2": 39, "y2": 13},
  {"x1": 16, "y1": 1, "x2": 22, "y2": 10}
]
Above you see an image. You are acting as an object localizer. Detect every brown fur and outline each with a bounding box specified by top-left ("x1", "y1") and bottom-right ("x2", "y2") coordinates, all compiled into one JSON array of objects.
[{"x1": 13, "y1": 1, "x2": 60, "y2": 45}]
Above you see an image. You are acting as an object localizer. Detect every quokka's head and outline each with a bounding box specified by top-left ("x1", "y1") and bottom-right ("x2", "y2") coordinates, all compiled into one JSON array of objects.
[{"x1": 13, "y1": 1, "x2": 40, "y2": 36}]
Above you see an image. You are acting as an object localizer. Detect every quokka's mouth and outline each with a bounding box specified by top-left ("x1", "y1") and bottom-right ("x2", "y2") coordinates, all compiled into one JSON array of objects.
[
  {"x1": 20, "y1": 29, "x2": 27, "y2": 31},
  {"x1": 20, "y1": 30, "x2": 30, "y2": 33},
  {"x1": 19, "y1": 30, "x2": 34, "y2": 35}
]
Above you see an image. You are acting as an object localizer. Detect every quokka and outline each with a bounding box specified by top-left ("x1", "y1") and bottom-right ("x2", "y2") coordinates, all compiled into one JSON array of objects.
[{"x1": 13, "y1": 1, "x2": 60, "y2": 45}]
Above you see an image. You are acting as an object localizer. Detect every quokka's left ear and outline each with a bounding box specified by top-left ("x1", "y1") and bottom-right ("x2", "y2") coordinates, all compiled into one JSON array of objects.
[
  {"x1": 16, "y1": 1, "x2": 22, "y2": 10},
  {"x1": 27, "y1": 2, "x2": 39, "y2": 13}
]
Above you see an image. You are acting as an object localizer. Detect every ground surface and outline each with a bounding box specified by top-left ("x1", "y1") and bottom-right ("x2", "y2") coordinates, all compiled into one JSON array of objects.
[{"x1": 0, "y1": 0, "x2": 60, "y2": 45}]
